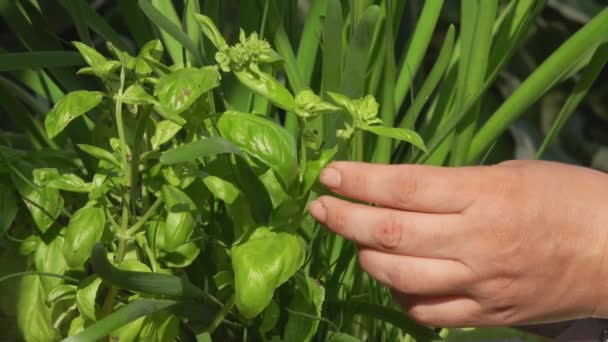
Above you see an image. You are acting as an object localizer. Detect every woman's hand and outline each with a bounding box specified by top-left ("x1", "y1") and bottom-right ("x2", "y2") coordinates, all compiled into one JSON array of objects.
[{"x1": 308, "y1": 160, "x2": 608, "y2": 327}]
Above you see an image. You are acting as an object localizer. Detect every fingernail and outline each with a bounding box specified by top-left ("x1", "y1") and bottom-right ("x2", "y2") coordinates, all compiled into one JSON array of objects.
[
  {"x1": 308, "y1": 200, "x2": 327, "y2": 223},
  {"x1": 320, "y1": 167, "x2": 341, "y2": 188}
]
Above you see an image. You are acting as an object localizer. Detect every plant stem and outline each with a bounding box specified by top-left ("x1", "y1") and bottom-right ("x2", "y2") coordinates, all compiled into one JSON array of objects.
[
  {"x1": 102, "y1": 66, "x2": 131, "y2": 321},
  {"x1": 126, "y1": 197, "x2": 163, "y2": 236},
  {"x1": 207, "y1": 294, "x2": 236, "y2": 335}
]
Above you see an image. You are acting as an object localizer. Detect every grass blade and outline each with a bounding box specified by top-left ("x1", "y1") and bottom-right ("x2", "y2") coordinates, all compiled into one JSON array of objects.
[
  {"x1": 297, "y1": 0, "x2": 328, "y2": 86},
  {"x1": 0, "y1": 51, "x2": 84, "y2": 71},
  {"x1": 61, "y1": 299, "x2": 178, "y2": 342},
  {"x1": 393, "y1": 0, "x2": 443, "y2": 109},
  {"x1": 373, "y1": 1, "x2": 396, "y2": 164},
  {"x1": 451, "y1": 0, "x2": 498, "y2": 166},
  {"x1": 340, "y1": 301, "x2": 440, "y2": 341},
  {"x1": 57, "y1": 0, "x2": 92, "y2": 46},
  {"x1": 399, "y1": 25, "x2": 455, "y2": 130},
  {"x1": 118, "y1": 1, "x2": 156, "y2": 47},
  {"x1": 536, "y1": 43, "x2": 608, "y2": 159},
  {"x1": 139, "y1": 0, "x2": 202, "y2": 65},
  {"x1": 469, "y1": 8, "x2": 608, "y2": 163},
  {"x1": 90, "y1": 243, "x2": 207, "y2": 299},
  {"x1": 67, "y1": 0, "x2": 131, "y2": 52}
]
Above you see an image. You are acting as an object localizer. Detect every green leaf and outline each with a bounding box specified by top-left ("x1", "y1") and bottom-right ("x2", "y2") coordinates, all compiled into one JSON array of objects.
[
  {"x1": 135, "y1": 40, "x2": 164, "y2": 76},
  {"x1": 301, "y1": 146, "x2": 338, "y2": 194},
  {"x1": 162, "y1": 241, "x2": 201, "y2": 268},
  {"x1": 76, "y1": 276, "x2": 102, "y2": 321},
  {"x1": 72, "y1": 41, "x2": 106, "y2": 69},
  {"x1": 285, "y1": 273, "x2": 325, "y2": 341},
  {"x1": 360, "y1": 125, "x2": 427, "y2": 152},
  {"x1": 156, "y1": 67, "x2": 220, "y2": 116},
  {"x1": 47, "y1": 284, "x2": 77, "y2": 304},
  {"x1": 90, "y1": 243, "x2": 206, "y2": 299},
  {"x1": 327, "y1": 332, "x2": 362, "y2": 342},
  {"x1": 160, "y1": 136, "x2": 242, "y2": 164},
  {"x1": 0, "y1": 183, "x2": 18, "y2": 236},
  {"x1": 63, "y1": 206, "x2": 106, "y2": 268},
  {"x1": 77, "y1": 144, "x2": 121, "y2": 168},
  {"x1": 138, "y1": 309, "x2": 179, "y2": 341},
  {"x1": 259, "y1": 300, "x2": 280, "y2": 334},
  {"x1": 122, "y1": 84, "x2": 156, "y2": 105},
  {"x1": 68, "y1": 316, "x2": 85, "y2": 336},
  {"x1": 162, "y1": 185, "x2": 196, "y2": 251},
  {"x1": 17, "y1": 275, "x2": 61, "y2": 342},
  {"x1": 33, "y1": 168, "x2": 94, "y2": 193},
  {"x1": 45, "y1": 91, "x2": 104, "y2": 139},
  {"x1": 109, "y1": 316, "x2": 145, "y2": 342},
  {"x1": 194, "y1": 14, "x2": 227, "y2": 48},
  {"x1": 234, "y1": 70, "x2": 297, "y2": 112},
  {"x1": 218, "y1": 111, "x2": 298, "y2": 186},
  {"x1": 73, "y1": 41, "x2": 120, "y2": 79},
  {"x1": 63, "y1": 299, "x2": 178, "y2": 342},
  {"x1": 35, "y1": 236, "x2": 68, "y2": 294},
  {"x1": 151, "y1": 120, "x2": 182, "y2": 150},
  {"x1": 232, "y1": 227, "x2": 305, "y2": 318},
  {"x1": 11, "y1": 169, "x2": 63, "y2": 233}
]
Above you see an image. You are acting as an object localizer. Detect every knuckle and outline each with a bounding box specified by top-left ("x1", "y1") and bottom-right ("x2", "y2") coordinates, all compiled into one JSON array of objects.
[
  {"x1": 327, "y1": 206, "x2": 349, "y2": 236},
  {"x1": 374, "y1": 215, "x2": 404, "y2": 250},
  {"x1": 484, "y1": 166, "x2": 523, "y2": 202},
  {"x1": 392, "y1": 174, "x2": 420, "y2": 208}
]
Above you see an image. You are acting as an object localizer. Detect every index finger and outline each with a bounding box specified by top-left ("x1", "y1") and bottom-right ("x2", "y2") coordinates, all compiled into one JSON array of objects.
[{"x1": 319, "y1": 162, "x2": 483, "y2": 213}]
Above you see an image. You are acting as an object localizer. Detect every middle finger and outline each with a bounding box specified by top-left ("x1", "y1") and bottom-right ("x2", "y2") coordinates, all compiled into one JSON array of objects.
[{"x1": 309, "y1": 196, "x2": 466, "y2": 259}]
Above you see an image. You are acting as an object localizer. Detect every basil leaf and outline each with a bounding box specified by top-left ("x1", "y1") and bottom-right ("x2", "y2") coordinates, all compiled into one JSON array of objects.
[
  {"x1": 360, "y1": 125, "x2": 427, "y2": 152},
  {"x1": 33, "y1": 168, "x2": 94, "y2": 193},
  {"x1": 162, "y1": 185, "x2": 196, "y2": 251},
  {"x1": 76, "y1": 276, "x2": 103, "y2": 321},
  {"x1": 11, "y1": 167, "x2": 64, "y2": 233},
  {"x1": 194, "y1": 14, "x2": 227, "y2": 49},
  {"x1": 218, "y1": 111, "x2": 298, "y2": 187},
  {"x1": 160, "y1": 136, "x2": 242, "y2": 164},
  {"x1": 151, "y1": 120, "x2": 182, "y2": 150},
  {"x1": 77, "y1": 144, "x2": 121, "y2": 168},
  {"x1": 232, "y1": 227, "x2": 305, "y2": 318},
  {"x1": 138, "y1": 310, "x2": 179, "y2": 341},
  {"x1": 285, "y1": 273, "x2": 325, "y2": 341},
  {"x1": 35, "y1": 236, "x2": 68, "y2": 294},
  {"x1": 162, "y1": 241, "x2": 201, "y2": 268},
  {"x1": 156, "y1": 67, "x2": 220, "y2": 116},
  {"x1": 234, "y1": 70, "x2": 296, "y2": 112},
  {"x1": 17, "y1": 275, "x2": 61, "y2": 342},
  {"x1": 135, "y1": 40, "x2": 164, "y2": 76},
  {"x1": 44, "y1": 91, "x2": 104, "y2": 139},
  {"x1": 63, "y1": 206, "x2": 106, "y2": 268},
  {"x1": 47, "y1": 284, "x2": 77, "y2": 304},
  {"x1": 122, "y1": 84, "x2": 156, "y2": 105}
]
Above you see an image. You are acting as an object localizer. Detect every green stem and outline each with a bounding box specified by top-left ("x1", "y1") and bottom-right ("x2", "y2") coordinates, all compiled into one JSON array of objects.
[
  {"x1": 0, "y1": 271, "x2": 78, "y2": 284},
  {"x1": 126, "y1": 197, "x2": 163, "y2": 236},
  {"x1": 103, "y1": 66, "x2": 131, "y2": 320},
  {"x1": 207, "y1": 294, "x2": 235, "y2": 335}
]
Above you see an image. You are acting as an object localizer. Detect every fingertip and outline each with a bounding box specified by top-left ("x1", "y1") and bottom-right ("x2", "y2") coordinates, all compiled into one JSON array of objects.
[
  {"x1": 319, "y1": 166, "x2": 342, "y2": 188},
  {"x1": 307, "y1": 199, "x2": 327, "y2": 223}
]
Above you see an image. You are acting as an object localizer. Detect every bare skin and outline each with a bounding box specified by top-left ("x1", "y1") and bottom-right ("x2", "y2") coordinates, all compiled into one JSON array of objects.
[{"x1": 307, "y1": 160, "x2": 608, "y2": 327}]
